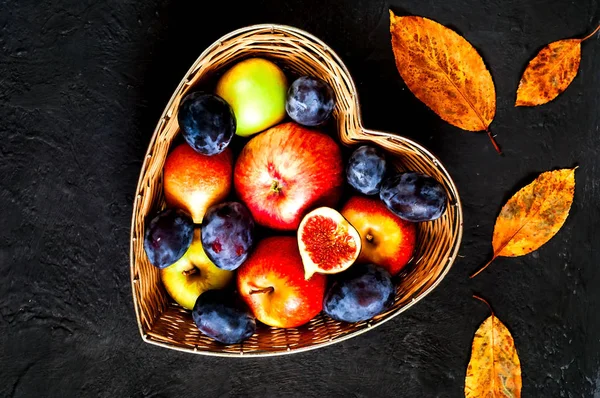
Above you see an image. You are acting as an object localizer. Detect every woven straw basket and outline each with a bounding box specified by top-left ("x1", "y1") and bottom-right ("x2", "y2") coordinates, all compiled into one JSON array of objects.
[{"x1": 130, "y1": 24, "x2": 463, "y2": 357}]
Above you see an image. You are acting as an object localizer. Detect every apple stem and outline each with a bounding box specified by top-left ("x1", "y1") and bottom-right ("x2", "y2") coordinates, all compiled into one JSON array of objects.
[
  {"x1": 365, "y1": 233, "x2": 374, "y2": 242},
  {"x1": 182, "y1": 268, "x2": 199, "y2": 276},
  {"x1": 249, "y1": 286, "x2": 274, "y2": 295},
  {"x1": 270, "y1": 180, "x2": 282, "y2": 194}
]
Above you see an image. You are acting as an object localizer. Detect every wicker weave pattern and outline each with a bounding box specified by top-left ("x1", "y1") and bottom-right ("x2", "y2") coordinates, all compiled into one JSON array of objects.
[{"x1": 130, "y1": 24, "x2": 463, "y2": 357}]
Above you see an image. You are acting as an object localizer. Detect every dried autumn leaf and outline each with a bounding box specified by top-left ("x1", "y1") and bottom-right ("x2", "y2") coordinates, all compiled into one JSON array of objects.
[
  {"x1": 516, "y1": 24, "x2": 600, "y2": 106},
  {"x1": 389, "y1": 11, "x2": 500, "y2": 152},
  {"x1": 465, "y1": 296, "x2": 522, "y2": 398},
  {"x1": 471, "y1": 168, "x2": 576, "y2": 278}
]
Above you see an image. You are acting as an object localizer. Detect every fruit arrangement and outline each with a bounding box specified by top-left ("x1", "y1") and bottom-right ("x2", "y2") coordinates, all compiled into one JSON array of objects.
[{"x1": 143, "y1": 57, "x2": 449, "y2": 345}]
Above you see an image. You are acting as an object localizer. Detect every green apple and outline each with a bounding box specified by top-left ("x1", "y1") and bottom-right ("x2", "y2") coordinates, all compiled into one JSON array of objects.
[
  {"x1": 216, "y1": 58, "x2": 287, "y2": 137},
  {"x1": 160, "y1": 228, "x2": 233, "y2": 310}
]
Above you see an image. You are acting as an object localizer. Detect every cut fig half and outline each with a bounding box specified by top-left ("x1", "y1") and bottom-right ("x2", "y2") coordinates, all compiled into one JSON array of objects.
[{"x1": 298, "y1": 207, "x2": 362, "y2": 280}]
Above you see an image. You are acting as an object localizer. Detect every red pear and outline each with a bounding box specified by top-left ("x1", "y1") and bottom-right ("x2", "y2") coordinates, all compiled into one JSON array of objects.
[{"x1": 163, "y1": 143, "x2": 232, "y2": 223}]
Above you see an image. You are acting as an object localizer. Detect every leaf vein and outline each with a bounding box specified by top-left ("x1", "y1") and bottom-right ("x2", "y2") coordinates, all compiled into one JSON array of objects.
[
  {"x1": 408, "y1": 26, "x2": 489, "y2": 131},
  {"x1": 544, "y1": 42, "x2": 579, "y2": 77},
  {"x1": 494, "y1": 170, "x2": 572, "y2": 257},
  {"x1": 396, "y1": 19, "x2": 488, "y2": 130}
]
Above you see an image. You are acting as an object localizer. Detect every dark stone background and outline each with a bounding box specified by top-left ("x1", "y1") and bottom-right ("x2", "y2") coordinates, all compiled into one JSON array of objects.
[{"x1": 1, "y1": 0, "x2": 598, "y2": 396}]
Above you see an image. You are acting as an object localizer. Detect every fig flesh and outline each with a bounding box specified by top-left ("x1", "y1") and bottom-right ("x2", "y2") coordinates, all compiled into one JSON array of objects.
[{"x1": 298, "y1": 207, "x2": 361, "y2": 280}]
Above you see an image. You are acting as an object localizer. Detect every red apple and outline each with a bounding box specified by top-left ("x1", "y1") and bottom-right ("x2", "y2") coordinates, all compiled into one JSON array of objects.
[
  {"x1": 237, "y1": 236, "x2": 327, "y2": 328},
  {"x1": 234, "y1": 122, "x2": 343, "y2": 230},
  {"x1": 341, "y1": 196, "x2": 417, "y2": 275},
  {"x1": 163, "y1": 143, "x2": 232, "y2": 223}
]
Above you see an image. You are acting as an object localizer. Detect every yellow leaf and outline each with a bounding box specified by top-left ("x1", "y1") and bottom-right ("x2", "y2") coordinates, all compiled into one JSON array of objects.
[
  {"x1": 389, "y1": 11, "x2": 499, "y2": 152},
  {"x1": 465, "y1": 298, "x2": 522, "y2": 398},
  {"x1": 516, "y1": 24, "x2": 600, "y2": 107},
  {"x1": 472, "y1": 168, "x2": 576, "y2": 278}
]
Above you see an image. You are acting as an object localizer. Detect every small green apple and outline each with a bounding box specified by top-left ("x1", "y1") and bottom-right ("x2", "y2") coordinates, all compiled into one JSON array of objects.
[
  {"x1": 160, "y1": 228, "x2": 233, "y2": 310},
  {"x1": 216, "y1": 58, "x2": 287, "y2": 137}
]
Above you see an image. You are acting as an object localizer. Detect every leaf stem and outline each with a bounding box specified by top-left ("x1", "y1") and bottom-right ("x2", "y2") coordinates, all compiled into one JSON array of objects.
[
  {"x1": 470, "y1": 255, "x2": 497, "y2": 278},
  {"x1": 581, "y1": 24, "x2": 600, "y2": 42},
  {"x1": 472, "y1": 294, "x2": 494, "y2": 315},
  {"x1": 486, "y1": 130, "x2": 502, "y2": 154}
]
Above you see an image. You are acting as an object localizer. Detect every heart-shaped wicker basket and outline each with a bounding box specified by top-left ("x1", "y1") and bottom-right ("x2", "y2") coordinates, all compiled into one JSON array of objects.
[{"x1": 130, "y1": 24, "x2": 463, "y2": 357}]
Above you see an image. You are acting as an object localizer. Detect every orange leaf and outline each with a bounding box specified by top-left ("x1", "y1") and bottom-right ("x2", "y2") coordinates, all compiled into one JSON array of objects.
[
  {"x1": 515, "y1": 24, "x2": 600, "y2": 107},
  {"x1": 389, "y1": 11, "x2": 499, "y2": 152},
  {"x1": 471, "y1": 168, "x2": 576, "y2": 278},
  {"x1": 465, "y1": 296, "x2": 522, "y2": 398}
]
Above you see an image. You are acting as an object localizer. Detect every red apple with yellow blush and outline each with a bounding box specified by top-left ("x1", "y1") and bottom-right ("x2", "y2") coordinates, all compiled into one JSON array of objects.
[
  {"x1": 341, "y1": 196, "x2": 416, "y2": 275},
  {"x1": 163, "y1": 143, "x2": 232, "y2": 223},
  {"x1": 234, "y1": 122, "x2": 344, "y2": 231},
  {"x1": 237, "y1": 236, "x2": 326, "y2": 328},
  {"x1": 161, "y1": 228, "x2": 233, "y2": 310}
]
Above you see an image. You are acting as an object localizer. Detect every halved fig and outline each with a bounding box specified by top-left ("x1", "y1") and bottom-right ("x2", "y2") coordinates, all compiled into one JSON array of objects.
[{"x1": 298, "y1": 207, "x2": 362, "y2": 280}]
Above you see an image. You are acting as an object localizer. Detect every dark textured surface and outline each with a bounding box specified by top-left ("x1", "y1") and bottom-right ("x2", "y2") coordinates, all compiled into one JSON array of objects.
[{"x1": 0, "y1": 0, "x2": 598, "y2": 396}]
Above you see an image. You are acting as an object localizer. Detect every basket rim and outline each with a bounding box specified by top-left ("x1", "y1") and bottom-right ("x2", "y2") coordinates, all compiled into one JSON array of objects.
[{"x1": 130, "y1": 23, "x2": 464, "y2": 357}]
